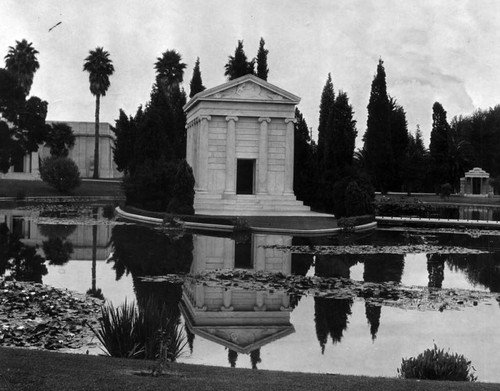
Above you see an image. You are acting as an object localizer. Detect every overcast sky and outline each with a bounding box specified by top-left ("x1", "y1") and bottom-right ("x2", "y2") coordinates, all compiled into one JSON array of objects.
[{"x1": 2, "y1": 0, "x2": 500, "y2": 147}]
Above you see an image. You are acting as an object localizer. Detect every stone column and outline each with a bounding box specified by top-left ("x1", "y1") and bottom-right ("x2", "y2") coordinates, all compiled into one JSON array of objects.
[
  {"x1": 224, "y1": 116, "x2": 238, "y2": 195},
  {"x1": 185, "y1": 121, "x2": 194, "y2": 168},
  {"x1": 284, "y1": 118, "x2": 296, "y2": 195},
  {"x1": 257, "y1": 118, "x2": 271, "y2": 194},
  {"x1": 197, "y1": 116, "x2": 211, "y2": 192},
  {"x1": 31, "y1": 151, "x2": 39, "y2": 179}
]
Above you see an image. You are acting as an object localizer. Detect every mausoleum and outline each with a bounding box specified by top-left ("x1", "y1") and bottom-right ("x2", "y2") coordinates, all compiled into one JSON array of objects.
[
  {"x1": 184, "y1": 74, "x2": 311, "y2": 215},
  {"x1": 459, "y1": 167, "x2": 493, "y2": 197}
]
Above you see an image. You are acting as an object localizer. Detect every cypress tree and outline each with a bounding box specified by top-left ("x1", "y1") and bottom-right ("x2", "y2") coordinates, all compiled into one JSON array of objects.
[
  {"x1": 317, "y1": 73, "x2": 335, "y2": 171},
  {"x1": 224, "y1": 40, "x2": 255, "y2": 80},
  {"x1": 429, "y1": 101, "x2": 450, "y2": 190},
  {"x1": 389, "y1": 98, "x2": 408, "y2": 190},
  {"x1": 256, "y1": 37, "x2": 269, "y2": 81},
  {"x1": 189, "y1": 57, "x2": 205, "y2": 98},
  {"x1": 362, "y1": 59, "x2": 393, "y2": 193},
  {"x1": 294, "y1": 108, "x2": 316, "y2": 205},
  {"x1": 331, "y1": 90, "x2": 357, "y2": 174}
]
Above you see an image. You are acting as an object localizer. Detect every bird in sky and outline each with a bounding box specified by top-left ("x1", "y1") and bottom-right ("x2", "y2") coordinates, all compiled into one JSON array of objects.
[{"x1": 48, "y1": 21, "x2": 62, "y2": 32}]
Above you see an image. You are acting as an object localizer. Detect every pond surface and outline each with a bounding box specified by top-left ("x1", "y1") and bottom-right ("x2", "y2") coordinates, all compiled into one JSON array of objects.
[{"x1": 2, "y1": 203, "x2": 500, "y2": 382}]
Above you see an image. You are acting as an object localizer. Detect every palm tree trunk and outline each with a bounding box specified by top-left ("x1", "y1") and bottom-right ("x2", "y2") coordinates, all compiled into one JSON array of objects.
[
  {"x1": 92, "y1": 208, "x2": 97, "y2": 291},
  {"x1": 93, "y1": 94, "x2": 100, "y2": 179}
]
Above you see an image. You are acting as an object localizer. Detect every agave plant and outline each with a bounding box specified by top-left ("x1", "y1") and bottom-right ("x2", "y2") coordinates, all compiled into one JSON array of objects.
[{"x1": 91, "y1": 298, "x2": 187, "y2": 362}]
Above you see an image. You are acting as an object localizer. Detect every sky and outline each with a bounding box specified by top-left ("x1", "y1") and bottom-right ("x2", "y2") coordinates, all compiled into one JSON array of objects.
[{"x1": 2, "y1": 0, "x2": 500, "y2": 148}]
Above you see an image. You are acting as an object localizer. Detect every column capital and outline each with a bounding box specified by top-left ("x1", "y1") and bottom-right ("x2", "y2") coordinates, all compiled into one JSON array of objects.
[
  {"x1": 225, "y1": 116, "x2": 238, "y2": 122},
  {"x1": 284, "y1": 118, "x2": 296, "y2": 124},
  {"x1": 200, "y1": 115, "x2": 212, "y2": 121},
  {"x1": 258, "y1": 117, "x2": 271, "y2": 123}
]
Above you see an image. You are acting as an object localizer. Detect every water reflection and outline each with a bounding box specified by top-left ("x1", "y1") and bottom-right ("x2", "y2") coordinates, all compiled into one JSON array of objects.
[
  {"x1": 181, "y1": 234, "x2": 295, "y2": 369},
  {"x1": 3, "y1": 205, "x2": 500, "y2": 381}
]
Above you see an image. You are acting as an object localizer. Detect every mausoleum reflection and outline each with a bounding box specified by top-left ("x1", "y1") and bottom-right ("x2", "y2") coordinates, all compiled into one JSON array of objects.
[{"x1": 181, "y1": 233, "x2": 295, "y2": 356}]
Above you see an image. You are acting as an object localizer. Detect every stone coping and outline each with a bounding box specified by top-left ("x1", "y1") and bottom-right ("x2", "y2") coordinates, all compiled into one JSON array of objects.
[
  {"x1": 115, "y1": 207, "x2": 377, "y2": 236},
  {"x1": 377, "y1": 216, "x2": 500, "y2": 228}
]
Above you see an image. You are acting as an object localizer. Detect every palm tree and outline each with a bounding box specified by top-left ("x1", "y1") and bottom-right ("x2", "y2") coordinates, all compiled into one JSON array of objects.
[
  {"x1": 4, "y1": 39, "x2": 40, "y2": 97},
  {"x1": 83, "y1": 47, "x2": 114, "y2": 179},
  {"x1": 154, "y1": 50, "x2": 186, "y2": 96}
]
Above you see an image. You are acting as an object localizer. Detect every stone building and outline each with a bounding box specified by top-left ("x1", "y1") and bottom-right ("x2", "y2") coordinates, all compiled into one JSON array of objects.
[
  {"x1": 0, "y1": 121, "x2": 120, "y2": 180},
  {"x1": 184, "y1": 74, "x2": 311, "y2": 215},
  {"x1": 459, "y1": 167, "x2": 493, "y2": 197}
]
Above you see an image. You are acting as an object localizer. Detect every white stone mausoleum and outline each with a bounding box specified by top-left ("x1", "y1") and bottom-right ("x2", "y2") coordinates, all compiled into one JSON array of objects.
[{"x1": 184, "y1": 74, "x2": 311, "y2": 216}]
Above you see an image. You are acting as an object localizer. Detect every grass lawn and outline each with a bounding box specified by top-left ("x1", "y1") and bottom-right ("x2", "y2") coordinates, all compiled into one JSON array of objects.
[
  {"x1": 0, "y1": 179, "x2": 123, "y2": 199},
  {"x1": 1, "y1": 347, "x2": 498, "y2": 391}
]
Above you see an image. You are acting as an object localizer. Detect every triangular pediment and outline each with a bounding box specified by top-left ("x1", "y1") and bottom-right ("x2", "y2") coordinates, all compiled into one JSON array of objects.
[
  {"x1": 184, "y1": 74, "x2": 300, "y2": 111},
  {"x1": 190, "y1": 325, "x2": 295, "y2": 354}
]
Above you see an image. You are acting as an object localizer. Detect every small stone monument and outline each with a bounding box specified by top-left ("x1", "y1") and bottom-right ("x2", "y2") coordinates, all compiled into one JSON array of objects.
[{"x1": 459, "y1": 167, "x2": 493, "y2": 197}]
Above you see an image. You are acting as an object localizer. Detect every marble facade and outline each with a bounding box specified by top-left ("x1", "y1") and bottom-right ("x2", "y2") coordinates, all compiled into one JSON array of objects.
[{"x1": 184, "y1": 74, "x2": 311, "y2": 215}]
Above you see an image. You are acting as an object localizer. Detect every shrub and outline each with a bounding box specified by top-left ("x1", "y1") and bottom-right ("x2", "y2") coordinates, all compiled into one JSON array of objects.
[
  {"x1": 397, "y1": 344, "x2": 477, "y2": 382},
  {"x1": 440, "y1": 183, "x2": 453, "y2": 199},
  {"x1": 122, "y1": 157, "x2": 177, "y2": 212},
  {"x1": 39, "y1": 156, "x2": 81, "y2": 193},
  {"x1": 91, "y1": 299, "x2": 187, "y2": 361},
  {"x1": 167, "y1": 159, "x2": 195, "y2": 215},
  {"x1": 333, "y1": 175, "x2": 374, "y2": 218}
]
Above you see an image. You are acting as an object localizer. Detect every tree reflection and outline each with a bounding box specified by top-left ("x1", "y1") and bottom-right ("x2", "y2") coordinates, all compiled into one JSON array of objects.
[
  {"x1": 250, "y1": 348, "x2": 262, "y2": 369},
  {"x1": 42, "y1": 236, "x2": 73, "y2": 266},
  {"x1": 109, "y1": 224, "x2": 193, "y2": 318},
  {"x1": 0, "y1": 222, "x2": 47, "y2": 282},
  {"x1": 228, "y1": 349, "x2": 238, "y2": 368},
  {"x1": 447, "y1": 253, "x2": 500, "y2": 292},
  {"x1": 362, "y1": 253, "x2": 404, "y2": 341},
  {"x1": 427, "y1": 253, "x2": 445, "y2": 289},
  {"x1": 314, "y1": 298, "x2": 352, "y2": 353}
]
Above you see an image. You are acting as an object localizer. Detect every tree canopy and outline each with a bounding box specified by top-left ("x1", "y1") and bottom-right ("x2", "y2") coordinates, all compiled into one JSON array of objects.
[
  {"x1": 189, "y1": 57, "x2": 205, "y2": 98},
  {"x1": 224, "y1": 40, "x2": 255, "y2": 80},
  {"x1": 256, "y1": 37, "x2": 269, "y2": 81},
  {"x1": 362, "y1": 59, "x2": 393, "y2": 192}
]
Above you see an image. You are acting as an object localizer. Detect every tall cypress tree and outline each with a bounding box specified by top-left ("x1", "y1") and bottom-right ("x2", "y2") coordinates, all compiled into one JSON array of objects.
[
  {"x1": 331, "y1": 90, "x2": 357, "y2": 175},
  {"x1": 317, "y1": 73, "x2": 335, "y2": 171},
  {"x1": 429, "y1": 101, "x2": 450, "y2": 190},
  {"x1": 224, "y1": 40, "x2": 255, "y2": 80},
  {"x1": 256, "y1": 37, "x2": 269, "y2": 81},
  {"x1": 389, "y1": 97, "x2": 408, "y2": 190},
  {"x1": 189, "y1": 57, "x2": 205, "y2": 98},
  {"x1": 362, "y1": 59, "x2": 393, "y2": 192},
  {"x1": 294, "y1": 108, "x2": 316, "y2": 205}
]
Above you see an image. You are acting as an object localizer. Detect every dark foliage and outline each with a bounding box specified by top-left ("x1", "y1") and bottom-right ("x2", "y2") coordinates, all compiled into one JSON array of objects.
[
  {"x1": 314, "y1": 298, "x2": 353, "y2": 353},
  {"x1": 0, "y1": 223, "x2": 47, "y2": 283},
  {"x1": 388, "y1": 98, "x2": 408, "y2": 191},
  {"x1": 453, "y1": 105, "x2": 500, "y2": 177},
  {"x1": 429, "y1": 102, "x2": 451, "y2": 190},
  {"x1": 39, "y1": 156, "x2": 81, "y2": 193},
  {"x1": 167, "y1": 159, "x2": 195, "y2": 215},
  {"x1": 189, "y1": 57, "x2": 205, "y2": 98},
  {"x1": 224, "y1": 40, "x2": 255, "y2": 80},
  {"x1": 332, "y1": 172, "x2": 374, "y2": 218},
  {"x1": 256, "y1": 38, "x2": 269, "y2": 81},
  {"x1": 363, "y1": 59, "x2": 393, "y2": 192},
  {"x1": 42, "y1": 237, "x2": 73, "y2": 266},
  {"x1": 293, "y1": 108, "x2": 316, "y2": 206},
  {"x1": 317, "y1": 73, "x2": 335, "y2": 172},
  {"x1": 46, "y1": 122, "x2": 75, "y2": 157}
]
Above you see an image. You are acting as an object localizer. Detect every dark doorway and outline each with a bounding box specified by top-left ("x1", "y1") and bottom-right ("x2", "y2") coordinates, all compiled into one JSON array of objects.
[
  {"x1": 235, "y1": 242, "x2": 253, "y2": 269},
  {"x1": 472, "y1": 178, "x2": 481, "y2": 195},
  {"x1": 236, "y1": 159, "x2": 255, "y2": 195},
  {"x1": 12, "y1": 155, "x2": 24, "y2": 173}
]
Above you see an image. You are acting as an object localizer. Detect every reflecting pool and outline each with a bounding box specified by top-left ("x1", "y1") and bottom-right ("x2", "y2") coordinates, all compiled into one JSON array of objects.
[{"x1": 1, "y1": 204, "x2": 500, "y2": 382}]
